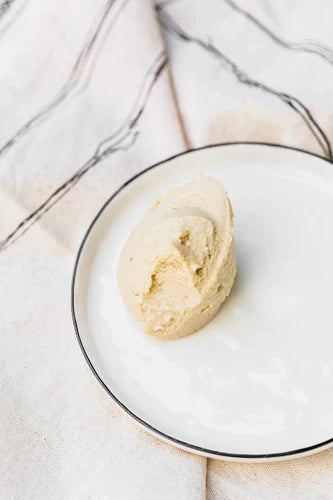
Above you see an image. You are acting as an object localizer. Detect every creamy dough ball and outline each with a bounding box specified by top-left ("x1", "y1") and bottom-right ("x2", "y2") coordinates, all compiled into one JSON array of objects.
[{"x1": 117, "y1": 175, "x2": 236, "y2": 339}]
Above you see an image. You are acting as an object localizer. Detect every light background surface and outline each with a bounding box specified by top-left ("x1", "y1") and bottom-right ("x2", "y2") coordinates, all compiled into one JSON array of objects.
[{"x1": 1, "y1": 0, "x2": 333, "y2": 498}]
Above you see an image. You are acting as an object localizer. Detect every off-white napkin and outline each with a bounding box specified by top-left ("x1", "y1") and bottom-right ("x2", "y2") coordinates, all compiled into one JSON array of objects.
[{"x1": 1, "y1": 0, "x2": 332, "y2": 498}]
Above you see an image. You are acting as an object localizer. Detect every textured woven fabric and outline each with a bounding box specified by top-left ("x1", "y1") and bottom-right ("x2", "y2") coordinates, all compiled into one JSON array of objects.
[{"x1": 1, "y1": 0, "x2": 332, "y2": 498}]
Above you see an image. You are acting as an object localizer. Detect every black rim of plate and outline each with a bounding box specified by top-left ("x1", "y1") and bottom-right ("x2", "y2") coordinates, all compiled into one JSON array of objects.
[{"x1": 71, "y1": 141, "x2": 333, "y2": 460}]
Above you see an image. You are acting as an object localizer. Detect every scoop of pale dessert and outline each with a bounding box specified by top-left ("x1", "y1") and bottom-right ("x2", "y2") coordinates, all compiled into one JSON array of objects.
[{"x1": 117, "y1": 175, "x2": 236, "y2": 339}]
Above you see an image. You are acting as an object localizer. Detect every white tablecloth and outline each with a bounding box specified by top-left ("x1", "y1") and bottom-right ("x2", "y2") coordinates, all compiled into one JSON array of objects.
[{"x1": 1, "y1": 0, "x2": 332, "y2": 498}]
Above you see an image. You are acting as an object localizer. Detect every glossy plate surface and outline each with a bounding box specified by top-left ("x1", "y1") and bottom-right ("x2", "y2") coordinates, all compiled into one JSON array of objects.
[{"x1": 72, "y1": 143, "x2": 333, "y2": 461}]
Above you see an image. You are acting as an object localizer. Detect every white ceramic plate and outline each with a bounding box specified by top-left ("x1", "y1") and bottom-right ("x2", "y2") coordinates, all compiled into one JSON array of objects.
[{"x1": 72, "y1": 143, "x2": 333, "y2": 462}]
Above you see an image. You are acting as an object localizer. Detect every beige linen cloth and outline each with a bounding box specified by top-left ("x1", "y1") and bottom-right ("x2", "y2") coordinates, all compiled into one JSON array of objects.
[{"x1": 1, "y1": 0, "x2": 332, "y2": 498}]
